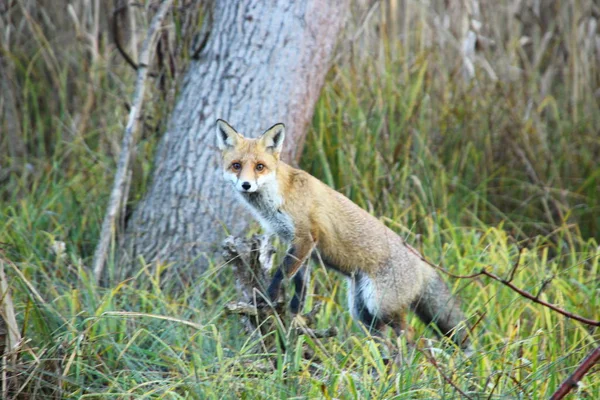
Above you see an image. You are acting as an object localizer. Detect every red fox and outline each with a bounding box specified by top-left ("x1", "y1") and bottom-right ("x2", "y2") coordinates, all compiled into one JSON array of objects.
[{"x1": 216, "y1": 119, "x2": 471, "y2": 350}]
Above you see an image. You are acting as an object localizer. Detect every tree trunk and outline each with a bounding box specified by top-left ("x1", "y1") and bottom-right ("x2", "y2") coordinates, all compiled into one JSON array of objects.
[
  {"x1": 120, "y1": 0, "x2": 348, "y2": 274},
  {"x1": 0, "y1": 55, "x2": 25, "y2": 162}
]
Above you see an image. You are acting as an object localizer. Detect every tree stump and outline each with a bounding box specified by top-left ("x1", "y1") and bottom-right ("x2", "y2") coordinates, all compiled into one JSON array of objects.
[{"x1": 221, "y1": 235, "x2": 337, "y2": 354}]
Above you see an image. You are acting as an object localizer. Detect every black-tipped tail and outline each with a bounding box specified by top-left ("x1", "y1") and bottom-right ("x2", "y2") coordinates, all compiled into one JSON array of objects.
[{"x1": 412, "y1": 274, "x2": 472, "y2": 351}]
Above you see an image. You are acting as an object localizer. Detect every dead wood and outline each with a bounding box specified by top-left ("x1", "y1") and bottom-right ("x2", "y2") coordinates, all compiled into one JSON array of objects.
[
  {"x1": 92, "y1": 0, "x2": 173, "y2": 282},
  {"x1": 221, "y1": 235, "x2": 338, "y2": 354}
]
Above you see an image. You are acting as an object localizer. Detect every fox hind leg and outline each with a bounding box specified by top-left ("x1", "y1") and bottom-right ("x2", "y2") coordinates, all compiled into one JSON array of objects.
[{"x1": 348, "y1": 273, "x2": 386, "y2": 334}]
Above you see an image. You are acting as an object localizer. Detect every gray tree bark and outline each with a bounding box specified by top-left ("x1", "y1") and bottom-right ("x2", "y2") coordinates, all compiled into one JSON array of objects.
[
  {"x1": 121, "y1": 0, "x2": 349, "y2": 274},
  {"x1": 0, "y1": 55, "x2": 25, "y2": 162}
]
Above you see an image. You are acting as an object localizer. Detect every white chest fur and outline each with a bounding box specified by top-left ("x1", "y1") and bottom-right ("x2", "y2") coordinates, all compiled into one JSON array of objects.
[{"x1": 236, "y1": 184, "x2": 295, "y2": 242}]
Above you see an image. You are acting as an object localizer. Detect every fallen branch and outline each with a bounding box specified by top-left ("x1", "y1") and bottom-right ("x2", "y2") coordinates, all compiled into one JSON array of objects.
[
  {"x1": 549, "y1": 345, "x2": 600, "y2": 400},
  {"x1": 93, "y1": 0, "x2": 173, "y2": 283}
]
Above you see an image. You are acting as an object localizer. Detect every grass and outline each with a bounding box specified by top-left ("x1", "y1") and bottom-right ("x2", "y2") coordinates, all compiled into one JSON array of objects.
[
  {"x1": 3, "y1": 214, "x2": 598, "y2": 398},
  {"x1": 1, "y1": 0, "x2": 599, "y2": 398}
]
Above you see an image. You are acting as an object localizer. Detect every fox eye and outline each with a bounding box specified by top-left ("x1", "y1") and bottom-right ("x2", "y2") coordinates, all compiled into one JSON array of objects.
[
  {"x1": 256, "y1": 163, "x2": 265, "y2": 172},
  {"x1": 231, "y1": 162, "x2": 242, "y2": 171}
]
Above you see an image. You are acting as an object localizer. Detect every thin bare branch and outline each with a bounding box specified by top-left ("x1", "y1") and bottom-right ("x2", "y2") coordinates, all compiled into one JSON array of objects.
[
  {"x1": 190, "y1": 2, "x2": 212, "y2": 60},
  {"x1": 112, "y1": 5, "x2": 138, "y2": 71},
  {"x1": 421, "y1": 349, "x2": 474, "y2": 399},
  {"x1": 478, "y1": 268, "x2": 599, "y2": 327},
  {"x1": 506, "y1": 248, "x2": 524, "y2": 282},
  {"x1": 226, "y1": 301, "x2": 259, "y2": 317},
  {"x1": 550, "y1": 345, "x2": 600, "y2": 400},
  {"x1": 402, "y1": 241, "x2": 600, "y2": 327},
  {"x1": 0, "y1": 260, "x2": 21, "y2": 352},
  {"x1": 93, "y1": 0, "x2": 173, "y2": 282},
  {"x1": 1, "y1": 258, "x2": 22, "y2": 399},
  {"x1": 295, "y1": 326, "x2": 338, "y2": 339}
]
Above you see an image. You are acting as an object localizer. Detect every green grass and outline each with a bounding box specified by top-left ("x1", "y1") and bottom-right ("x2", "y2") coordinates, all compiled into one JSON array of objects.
[
  {"x1": 2, "y1": 1, "x2": 599, "y2": 398},
  {"x1": 3, "y1": 208, "x2": 598, "y2": 398}
]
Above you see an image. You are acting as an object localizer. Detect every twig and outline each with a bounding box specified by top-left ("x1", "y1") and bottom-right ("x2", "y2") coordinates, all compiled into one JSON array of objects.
[
  {"x1": 421, "y1": 349, "x2": 474, "y2": 399},
  {"x1": 477, "y1": 268, "x2": 599, "y2": 327},
  {"x1": 3, "y1": 255, "x2": 47, "y2": 306},
  {"x1": 1, "y1": 259, "x2": 22, "y2": 399},
  {"x1": 92, "y1": 0, "x2": 173, "y2": 282},
  {"x1": 550, "y1": 345, "x2": 600, "y2": 400},
  {"x1": 112, "y1": 5, "x2": 138, "y2": 71},
  {"x1": 506, "y1": 248, "x2": 523, "y2": 282},
  {"x1": 534, "y1": 277, "x2": 553, "y2": 299},
  {"x1": 486, "y1": 373, "x2": 502, "y2": 400},
  {"x1": 295, "y1": 325, "x2": 338, "y2": 339},
  {"x1": 402, "y1": 242, "x2": 600, "y2": 327},
  {"x1": 0, "y1": 260, "x2": 21, "y2": 352},
  {"x1": 226, "y1": 301, "x2": 259, "y2": 317},
  {"x1": 191, "y1": 27, "x2": 211, "y2": 60},
  {"x1": 463, "y1": 310, "x2": 487, "y2": 348},
  {"x1": 190, "y1": 0, "x2": 212, "y2": 60}
]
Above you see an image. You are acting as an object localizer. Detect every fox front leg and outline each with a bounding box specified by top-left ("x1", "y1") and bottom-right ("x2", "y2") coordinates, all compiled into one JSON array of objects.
[
  {"x1": 290, "y1": 266, "x2": 308, "y2": 314},
  {"x1": 266, "y1": 234, "x2": 315, "y2": 313}
]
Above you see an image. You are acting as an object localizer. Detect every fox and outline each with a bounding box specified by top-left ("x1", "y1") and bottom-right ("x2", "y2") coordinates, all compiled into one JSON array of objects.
[{"x1": 215, "y1": 119, "x2": 471, "y2": 351}]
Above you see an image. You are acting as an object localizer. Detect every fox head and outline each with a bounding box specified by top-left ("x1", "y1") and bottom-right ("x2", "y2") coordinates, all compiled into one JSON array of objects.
[{"x1": 215, "y1": 119, "x2": 285, "y2": 193}]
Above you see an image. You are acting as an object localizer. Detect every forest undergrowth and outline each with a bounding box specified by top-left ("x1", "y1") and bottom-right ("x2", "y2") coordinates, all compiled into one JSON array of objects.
[{"x1": 1, "y1": 1, "x2": 598, "y2": 398}]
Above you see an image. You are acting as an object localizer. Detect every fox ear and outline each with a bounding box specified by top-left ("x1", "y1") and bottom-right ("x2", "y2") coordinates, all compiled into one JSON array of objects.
[
  {"x1": 216, "y1": 119, "x2": 240, "y2": 150},
  {"x1": 260, "y1": 123, "x2": 285, "y2": 154}
]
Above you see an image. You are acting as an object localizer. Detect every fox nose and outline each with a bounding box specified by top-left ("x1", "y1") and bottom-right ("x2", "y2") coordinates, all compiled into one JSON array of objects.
[{"x1": 241, "y1": 182, "x2": 251, "y2": 191}]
